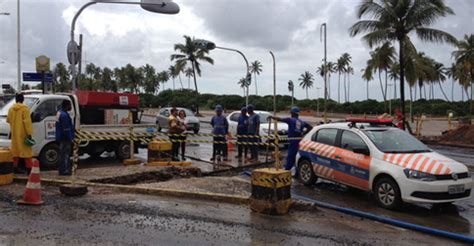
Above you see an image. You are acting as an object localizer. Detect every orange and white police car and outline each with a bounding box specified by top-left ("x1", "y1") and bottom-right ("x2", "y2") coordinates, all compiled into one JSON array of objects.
[{"x1": 296, "y1": 118, "x2": 472, "y2": 210}]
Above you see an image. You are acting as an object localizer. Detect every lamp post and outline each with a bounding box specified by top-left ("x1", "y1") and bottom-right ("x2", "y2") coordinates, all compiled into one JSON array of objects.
[
  {"x1": 193, "y1": 39, "x2": 251, "y2": 106},
  {"x1": 316, "y1": 87, "x2": 321, "y2": 116},
  {"x1": 68, "y1": 0, "x2": 180, "y2": 92},
  {"x1": 16, "y1": 0, "x2": 20, "y2": 92},
  {"x1": 320, "y1": 23, "x2": 327, "y2": 123},
  {"x1": 269, "y1": 51, "x2": 276, "y2": 115}
]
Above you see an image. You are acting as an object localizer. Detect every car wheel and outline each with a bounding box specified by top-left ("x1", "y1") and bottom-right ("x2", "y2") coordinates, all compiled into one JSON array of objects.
[
  {"x1": 374, "y1": 177, "x2": 402, "y2": 210},
  {"x1": 156, "y1": 122, "x2": 162, "y2": 132},
  {"x1": 115, "y1": 141, "x2": 130, "y2": 160},
  {"x1": 298, "y1": 159, "x2": 317, "y2": 186},
  {"x1": 39, "y1": 142, "x2": 60, "y2": 169}
]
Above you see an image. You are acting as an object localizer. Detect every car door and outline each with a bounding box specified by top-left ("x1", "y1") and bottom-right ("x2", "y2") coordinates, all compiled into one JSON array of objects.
[
  {"x1": 31, "y1": 99, "x2": 66, "y2": 153},
  {"x1": 333, "y1": 130, "x2": 372, "y2": 190},
  {"x1": 301, "y1": 128, "x2": 339, "y2": 181},
  {"x1": 158, "y1": 109, "x2": 170, "y2": 129}
]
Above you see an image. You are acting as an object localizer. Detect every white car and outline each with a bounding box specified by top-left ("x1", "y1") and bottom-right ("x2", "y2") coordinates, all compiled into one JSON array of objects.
[
  {"x1": 226, "y1": 110, "x2": 289, "y2": 139},
  {"x1": 296, "y1": 118, "x2": 472, "y2": 210}
]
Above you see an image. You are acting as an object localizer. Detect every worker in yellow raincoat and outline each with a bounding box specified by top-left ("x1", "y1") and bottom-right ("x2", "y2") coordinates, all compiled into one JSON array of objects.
[{"x1": 6, "y1": 94, "x2": 33, "y2": 173}]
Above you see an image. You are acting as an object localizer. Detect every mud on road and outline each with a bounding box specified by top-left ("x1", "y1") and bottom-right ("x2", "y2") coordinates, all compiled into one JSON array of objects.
[{"x1": 0, "y1": 184, "x2": 461, "y2": 245}]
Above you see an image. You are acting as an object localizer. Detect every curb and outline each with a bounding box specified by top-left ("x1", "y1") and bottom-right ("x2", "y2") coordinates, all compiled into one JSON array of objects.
[
  {"x1": 13, "y1": 176, "x2": 315, "y2": 211},
  {"x1": 13, "y1": 176, "x2": 249, "y2": 205}
]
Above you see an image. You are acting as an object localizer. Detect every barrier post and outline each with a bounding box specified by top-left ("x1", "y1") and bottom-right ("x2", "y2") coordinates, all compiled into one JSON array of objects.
[
  {"x1": 72, "y1": 138, "x2": 79, "y2": 175},
  {"x1": 123, "y1": 111, "x2": 141, "y2": 165},
  {"x1": 273, "y1": 119, "x2": 281, "y2": 169},
  {"x1": 448, "y1": 112, "x2": 453, "y2": 131}
]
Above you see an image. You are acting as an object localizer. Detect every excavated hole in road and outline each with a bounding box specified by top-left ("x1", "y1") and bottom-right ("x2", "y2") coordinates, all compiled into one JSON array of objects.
[{"x1": 90, "y1": 167, "x2": 203, "y2": 185}]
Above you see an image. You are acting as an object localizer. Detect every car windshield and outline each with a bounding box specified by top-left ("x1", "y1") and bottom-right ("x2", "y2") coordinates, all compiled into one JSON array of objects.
[
  {"x1": 0, "y1": 97, "x2": 38, "y2": 116},
  {"x1": 363, "y1": 128, "x2": 431, "y2": 153},
  {"x1": 177, "y1": 108, "x2": 195, "y2": 117}
]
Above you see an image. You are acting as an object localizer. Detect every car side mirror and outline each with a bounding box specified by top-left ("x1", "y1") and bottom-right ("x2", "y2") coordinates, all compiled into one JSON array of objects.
[
  {"x1": 353, "y1": 147, "x2": 370, "y2": 156},
  {"x1": 31, "y1": 112, "x2": 41, "y2": 123}
]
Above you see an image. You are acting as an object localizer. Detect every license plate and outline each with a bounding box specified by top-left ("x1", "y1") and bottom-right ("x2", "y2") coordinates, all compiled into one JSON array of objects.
[{"x1": 448, "y1": 184, "x2": 465, "y2": 194}]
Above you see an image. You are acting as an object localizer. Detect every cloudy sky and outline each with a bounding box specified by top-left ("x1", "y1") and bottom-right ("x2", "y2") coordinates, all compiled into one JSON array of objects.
[{"x1": 0, "y1": 0, "x2": 472, "y2": 101}]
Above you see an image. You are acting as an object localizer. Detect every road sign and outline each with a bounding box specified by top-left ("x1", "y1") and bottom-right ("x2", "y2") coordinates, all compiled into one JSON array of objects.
[
  {"x1": 35, "y1": 55, "x2": 50, "y2": 72},
  {"x1": 67, "y1": 40, "x2": 80, "y2": 65},
  {"x1": 2, "y1": 84, "x2": 11, "y2": 89},
  {"x1": 22, "y1": 72, "x2": 53, "y2": 82}
]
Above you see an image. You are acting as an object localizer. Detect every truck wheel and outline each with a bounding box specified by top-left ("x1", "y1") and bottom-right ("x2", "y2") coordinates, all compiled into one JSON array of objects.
[
  {"x1": 374, "y1": 177, "x2": 402, "y2": 210},
  {"x1": 115, "y1": 141, "x2": 130, "y2": 160},
  {"x1": 298, "y1": 159, "x2": 317, "y2": 186},
  {"x1": 39, "y1": 142, "x2": 60, "y2": 169}
]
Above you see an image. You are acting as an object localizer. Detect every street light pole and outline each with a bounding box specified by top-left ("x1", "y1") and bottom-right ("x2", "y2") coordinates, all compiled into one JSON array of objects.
[
  {"x1": 320, "y1": 23, "x2": 327, "y2": 123},
  {"x1": 68, "y1": 0, "x2": 179, "y2": 92},
  {"x1": 214, "y1": 46, "x2": 250, "y2": 106},
  {"x1": 17, "y1": 0, "x2": 21, "y2": 92},
  {"x1": 269, "y1": 51, "x2": 276, "y2": 115}
]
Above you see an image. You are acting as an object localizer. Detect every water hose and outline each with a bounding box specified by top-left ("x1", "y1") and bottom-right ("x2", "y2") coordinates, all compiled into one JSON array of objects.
[{"x1": 241, "y1": 171, "x2": 474, "y2": 243}]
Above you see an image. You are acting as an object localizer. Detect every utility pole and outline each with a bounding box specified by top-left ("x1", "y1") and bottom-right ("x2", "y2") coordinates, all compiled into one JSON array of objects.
[
  {"x1": 320, "y1": 23, "x2": 327, "y2": 123},
  {"x1": 17, "y1": 0, "x2": 21, "y2": 91},
  {"x1": 270, "y1": 51, "x2": 276, "y2": 115}
]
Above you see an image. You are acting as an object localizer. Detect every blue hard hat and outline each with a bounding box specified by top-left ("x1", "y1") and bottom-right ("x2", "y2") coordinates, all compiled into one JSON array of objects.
[
  {"x1": 247, "y1": 104, "x2": 255, "y2": 111},
  {"x1": 241, "y1": 106, "x2": 247, "y2": 112},
  {"x1": 215, "y1": 104, "x2": 223, "y2": 111},
  {"x1": 291, "y1": 106, "x2": 300, "y2": 114}
]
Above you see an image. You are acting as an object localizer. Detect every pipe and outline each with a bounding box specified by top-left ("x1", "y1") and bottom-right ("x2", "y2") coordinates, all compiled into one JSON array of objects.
[
  {"x1": 241, "y1": 171, "x2": 473, "y2": 243},
  {"x1": 292, "y1": 194, "x2": 474, "y2": 244}
]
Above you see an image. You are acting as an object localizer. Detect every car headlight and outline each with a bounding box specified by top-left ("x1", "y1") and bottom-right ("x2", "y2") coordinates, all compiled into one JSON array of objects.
[{"x1": 403, "y1": 168, "x2": 436, "y2": 181}]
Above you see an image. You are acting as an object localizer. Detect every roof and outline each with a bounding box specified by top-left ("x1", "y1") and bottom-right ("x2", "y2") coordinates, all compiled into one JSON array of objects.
[{"x1": 316, "y1": 121, "x2": 394, "y2": 131}]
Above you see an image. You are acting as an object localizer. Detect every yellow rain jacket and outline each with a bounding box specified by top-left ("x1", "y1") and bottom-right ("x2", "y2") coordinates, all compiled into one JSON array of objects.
[{"x1": 6, "y1": 103, "x2": 33, "y2": 158}]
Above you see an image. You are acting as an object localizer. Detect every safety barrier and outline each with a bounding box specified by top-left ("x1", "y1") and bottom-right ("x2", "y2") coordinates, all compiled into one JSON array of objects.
[{"x1": 71, "y1": 124, "x2": 303, "y2": 170}]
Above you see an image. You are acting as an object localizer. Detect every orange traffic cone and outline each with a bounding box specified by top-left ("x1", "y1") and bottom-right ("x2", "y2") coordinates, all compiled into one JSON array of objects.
[
  {"x1": 227, "y1": 133, "x2": 234, "y2": 152},
  {"x1": 17, "y1": 159, "x2": 43, "y2": 205}
]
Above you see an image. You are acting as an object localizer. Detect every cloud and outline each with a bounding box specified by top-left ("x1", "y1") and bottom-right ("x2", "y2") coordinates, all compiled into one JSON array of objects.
[{"x1": 0, "y1": 0, "x2": 471, "y2": 102}]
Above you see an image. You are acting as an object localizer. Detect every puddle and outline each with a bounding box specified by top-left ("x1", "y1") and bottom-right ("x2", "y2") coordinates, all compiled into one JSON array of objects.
[{"x1": 90, "y1": 167, "x2": 202, "y2": 185}]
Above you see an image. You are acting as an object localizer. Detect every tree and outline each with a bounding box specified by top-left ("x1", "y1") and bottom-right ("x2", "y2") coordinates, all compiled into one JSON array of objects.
[
  {"x1": 431, "y1": 61, "x2": 450, "y2": 101},
  {"x1": 168, "y1": 65, "x2": 178, "y2": 90},
  {"x1": 452, "y1": 34, "x2": 474, "y2": 114},
  {"x1": 158, "y1": 70, "x2": 169, "y2": 92},
  {"x1": 53, "y1": 62, "x2": 70, "y2": 92},
  {"x1": 170, "y1": 35, "x2": 214, "y2": 93},
  {"x1": 299, "y1": 71, "x2": 314, "y2": 99},
  {"x1": 346, "y1": 65, "x2": 354, "y2": 101},
  {"x1": 122, "y1": 64, "x2": 144, "y2": 93},
  {"x1": 317, "y1": 62, "x2": 335, "y2": 99},
  {"x1": 250, "y1": 60, "x2": 263, "y2": 95},
  {"x1": 388, "y1": 62, "x2": 400, "y2": 99},
  {"x1": 361, "y1": 67, "x2": 373, "y2": 100},
  {"x1": 114, "y1": 67, "x2": 127, "y2": 92},
  {"x1": 184, "y1": 67, "x2": 194, "y2": 88},
  {"x1": 350, "y1": 0, "x2": 457, "y2": 129},
  {"x1": 143, "y1": 64, "x2": 159, "y2": 94},
  {"x1": 84, "y1": 63, "x2": 101, "y2": 90},
  {"x1": 341, "y1": 53, "x2": 352, "y2": 102},
  {"x1": 101, "y1": 67, "x2": 116, "y2": 92},
  {"x1": 336, "y1": 56, "x2": 346, "y2": 103},
  {"x1": 238, "y1": 77, "x2": 246, "y2": 97}
]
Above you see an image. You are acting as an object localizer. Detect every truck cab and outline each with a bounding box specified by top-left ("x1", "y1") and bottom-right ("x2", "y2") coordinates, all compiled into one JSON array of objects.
[{"x1": 0, "y1": 91, "x2": 144, "y2": 169}]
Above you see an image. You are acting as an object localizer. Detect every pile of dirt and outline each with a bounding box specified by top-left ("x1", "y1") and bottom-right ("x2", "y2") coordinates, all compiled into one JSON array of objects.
[{"x1": 439, "y1": 125, "x2": 474, "y2": 145}]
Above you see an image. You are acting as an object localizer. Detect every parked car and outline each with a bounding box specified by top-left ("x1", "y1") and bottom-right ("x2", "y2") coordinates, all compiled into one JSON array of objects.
[
  {"x1": 156, "y1": 107, "x2": 200, "y2": 133},
  {"x1": 226, "y1": 110, "x2": 289, "y2": 141},
  {"x1": 296, "y1": 118, "x2": 472, "y2": 210}
]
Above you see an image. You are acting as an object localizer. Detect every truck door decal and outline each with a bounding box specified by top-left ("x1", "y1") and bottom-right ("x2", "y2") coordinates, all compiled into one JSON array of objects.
[{"x1": 45, "y1": 120, "x2": 56, "y2": 140}]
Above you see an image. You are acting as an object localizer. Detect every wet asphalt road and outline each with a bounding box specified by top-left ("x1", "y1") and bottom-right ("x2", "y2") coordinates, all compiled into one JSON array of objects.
[
  {"x1": 126, "y1": 117, "x2": 474, "y2": 238},
  {"x1": 1, "y1": 184, "x2": 458, "y2": 245}
]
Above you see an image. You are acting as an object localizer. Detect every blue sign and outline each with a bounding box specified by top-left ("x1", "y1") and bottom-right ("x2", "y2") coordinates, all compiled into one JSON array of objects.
[{"x1": 22, "y1": 72, "x2": 53, "y2": 82}]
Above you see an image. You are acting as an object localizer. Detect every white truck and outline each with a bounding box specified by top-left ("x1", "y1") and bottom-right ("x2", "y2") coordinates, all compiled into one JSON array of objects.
[{"x1": 0, "y1": 91, "x2": 153, "y2": 169}]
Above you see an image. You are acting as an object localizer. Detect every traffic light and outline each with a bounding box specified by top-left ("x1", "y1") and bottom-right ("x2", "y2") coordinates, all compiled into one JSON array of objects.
[
  {"x1": 193, "y1": 39, "x2": 216, "y2": 50},
  {"x1": 288, "y1": 81, "x2": 294, "y2": 92},
  {"x1": 245, "y1": 73, "x2": 251, "y2": 86}
]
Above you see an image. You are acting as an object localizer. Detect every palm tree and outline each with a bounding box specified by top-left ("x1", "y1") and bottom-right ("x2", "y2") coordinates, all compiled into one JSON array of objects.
[
  {"x1": 158, "y1": 71, "x2": 169, "y2": 92},
  {"x1": 250, "y1": 60, "x2": 263, "y2": 95},
  {"x1": 170, "y1": 35, "x2": 214, "y2": 93},
  {"x1": 53, "y1": 62, "x2": 70, "y2": 92},
  {"x1": 184, "y1": 67, "x2": 194, "y2": 88},
  {"x1": 238, "y1": 77, "x2": 246, "y2": 97},
  {"x1": 361, "y1": 67, "x2": 373, "y2": 100},
  {"x1": 446, "y1": 63, "x2": 459, "y2": 101},
  {"x1": 336, "y1": 56, "x2": 346, "y2": 103},
  {"x1": 168, "y1": 65, "x2": 178, "y2": 90},
  {"x1": 452, "y1": 34, "x2": 474, "y2": 114},
  {"x1": 431, "y1": 61, "x2": 450, "y2": 101},
  {"x1": 346, "y1": 65, "x2": 354, "y2": 101},
  {"x1": 388, "y1": 62, "x2": 400, "y2": 99},
  {"x1": 299, "y1": 71, "x2": 314, "y2": 99},
  {"x1": 342, "y1": 53, "x2": 352, "y2": 102},
  {"x1": 350, "y1": 0, "x2": 457, "y2": 129},
  {"x1": 317, "y1": 62, "x2": 335, "y2": 99},
  {"x1": 101, "y1": 67, "x2": 115, "y2": 92},
  {"x1": 143, "y1": 64, "x2": 158, "y2": 94}
]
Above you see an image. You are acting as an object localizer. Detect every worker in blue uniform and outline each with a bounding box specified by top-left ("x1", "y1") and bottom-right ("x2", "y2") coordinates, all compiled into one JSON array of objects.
[
  {"x1": 247, "y1": 104, "x2": 260, "y2": 162},
  {"x1": 269, "y1": 106, "x2": 312, "y2": 171},
  {"x1": 236, "y1": 106, "x2": 249, "y2": 162},
  {"x1": 210, "y1": 105, "x2": 229, "y2": 162}
]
